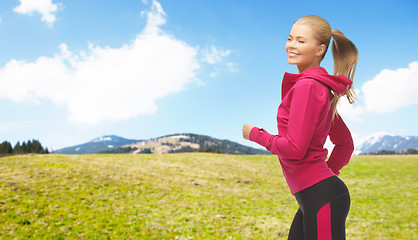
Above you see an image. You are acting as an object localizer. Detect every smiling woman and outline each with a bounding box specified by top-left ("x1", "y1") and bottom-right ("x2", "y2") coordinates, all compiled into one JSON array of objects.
[{"x1": 243, "y1": 15, "x2": 358, "y2": 240}]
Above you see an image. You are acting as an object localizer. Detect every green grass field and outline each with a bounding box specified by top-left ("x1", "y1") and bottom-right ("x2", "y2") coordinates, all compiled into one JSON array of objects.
[{"x1": 0, "y1": 153, "x2": 416, "y2": 239}]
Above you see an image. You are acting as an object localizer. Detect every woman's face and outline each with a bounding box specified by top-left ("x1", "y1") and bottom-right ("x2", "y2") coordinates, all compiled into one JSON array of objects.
[{"x1": 285, "y1": 22, "x2": 325, "y2": 72}]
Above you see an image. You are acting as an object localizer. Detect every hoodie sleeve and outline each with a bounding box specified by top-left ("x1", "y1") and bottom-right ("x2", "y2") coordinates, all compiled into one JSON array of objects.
[
  {"x1": 250, "y1": 80, "x2": 327, "y2": 159},
  {"x1": 326, "y1": 114, "x2": 354, "y2": 175}
]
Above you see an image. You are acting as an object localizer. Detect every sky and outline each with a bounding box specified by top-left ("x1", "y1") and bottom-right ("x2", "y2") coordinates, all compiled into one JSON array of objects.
[{"x1": 0, "y1": 0, "x2": 417, "y2": 151}]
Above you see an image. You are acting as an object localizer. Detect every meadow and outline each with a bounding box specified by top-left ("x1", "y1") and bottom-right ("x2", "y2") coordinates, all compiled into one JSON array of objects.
[{"x1": 0, "y1": 153, "x2": 416, "y2": 239}]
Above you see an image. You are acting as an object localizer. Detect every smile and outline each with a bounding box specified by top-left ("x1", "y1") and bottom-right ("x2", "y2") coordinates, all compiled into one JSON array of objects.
[{"x1": 288, "y1": 52, "x2": 299, "y2": 57}]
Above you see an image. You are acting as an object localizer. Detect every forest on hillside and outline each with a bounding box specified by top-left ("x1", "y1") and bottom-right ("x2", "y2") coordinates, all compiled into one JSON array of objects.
[{"x1": 0, "y1": 140, "x2": 49, "y2": 156}]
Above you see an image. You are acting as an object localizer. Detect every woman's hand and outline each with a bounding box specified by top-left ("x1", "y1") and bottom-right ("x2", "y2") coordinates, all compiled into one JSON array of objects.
[{"x1": 242, "y1": 124, "x2": 255, "y2": 140}]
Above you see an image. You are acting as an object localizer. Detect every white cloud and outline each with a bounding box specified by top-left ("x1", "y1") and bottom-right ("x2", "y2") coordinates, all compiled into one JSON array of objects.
[
  {"x1": 362, "y1": 61, "x2": 418, "y2": 113},
  {"x1": 141, "y1": 0, "x2": 166, "y2": 35},
  {"x1": 202, "y1": 46, "x2": 231, "y2": 64},
  {"x1": 1, "y1": 0, "x2": 201, "y2": 124},
  {"x1": 201, "y1": 46, "x2": 237, "y2": 77},
  {"x1": 337, "y1": 61, "x2": 418, "y2": 122},
  {"x1": 13, "y1": 0, "x2": 60, "y2": 27}
]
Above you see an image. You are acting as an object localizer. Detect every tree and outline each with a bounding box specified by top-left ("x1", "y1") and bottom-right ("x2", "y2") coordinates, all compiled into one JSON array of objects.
[
  {"x1": 9, "y1": 139, "x2": 49, "y2": 155},
  {"x1": 0, "y1": 141, "x2": 13, "y2": 155},
  {"x1": 13, "y1": 141, "x2": 22, "y2": 154},
  {"x1": 27, "y1": 140, "x2": 33, "y2": 153},
  {"x1": 403, "y1": 149, "x2": 418, "y2": 155},
  {"x1": 31, "y1": 140, "x2": 43, "y2": 153},
  {"x1": 139, "y1": 148, "x2": 152, "y2": 154},
  {"x1": 21, "y1": 141, "x2": 27, "y2": 153}
]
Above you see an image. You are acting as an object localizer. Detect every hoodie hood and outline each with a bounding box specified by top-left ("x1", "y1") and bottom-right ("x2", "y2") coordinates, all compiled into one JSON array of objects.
[{"x1": 281, "y1": 66, "x2": 352, "y2": 99}]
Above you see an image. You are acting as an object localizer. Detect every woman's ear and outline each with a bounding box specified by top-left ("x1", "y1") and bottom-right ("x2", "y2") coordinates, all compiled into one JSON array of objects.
[{"x1": 316, "y1": 44, "x2": 326, "y2": 57}]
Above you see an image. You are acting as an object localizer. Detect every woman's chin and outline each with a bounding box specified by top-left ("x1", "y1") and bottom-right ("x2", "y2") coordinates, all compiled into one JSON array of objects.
[{"x1": 287, "y1": 60, "x2": 298, "y2": 65}]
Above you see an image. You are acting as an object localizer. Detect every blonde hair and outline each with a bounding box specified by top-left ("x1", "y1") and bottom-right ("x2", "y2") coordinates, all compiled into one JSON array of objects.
[{"x1": 295, "y1": 15, "x2": 359, "y2": 118}]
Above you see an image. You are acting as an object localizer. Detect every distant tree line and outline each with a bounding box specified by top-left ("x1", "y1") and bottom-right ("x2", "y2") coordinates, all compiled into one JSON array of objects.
[
  {"x1": 169, "y1": 146, "x2": 197, "y2": 153},
  {"x1": 101, "y1": 146, "x2": 138, "y2": 154},
  {"x1": 365, "y1": 148, "x2": 418, "y2": 155},
  {"x1": 169, "y1": 147, "x2": 222, "y2": 154},
  {"x1": 0, "y1": 140, "x2": 49, "y2": 156},
  {"x1": 197, "y1": 148, "x2": 222, "y2": 154},
  {"x1": 101, "y1": 147, "x2": 153, "y2": 154}
]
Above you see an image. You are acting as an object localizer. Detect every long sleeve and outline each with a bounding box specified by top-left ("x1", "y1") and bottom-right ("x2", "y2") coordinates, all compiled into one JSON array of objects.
[
  {"x1": 326, "y1": 114, "x2": 354, "y2": 175},
  {"x1": 250, "y1": 80, "x2": 328, "y2": 160}
]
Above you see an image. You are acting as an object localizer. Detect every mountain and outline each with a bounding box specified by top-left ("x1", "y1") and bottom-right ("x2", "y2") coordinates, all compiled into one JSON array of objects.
[
  {"x1": 54, "y1": 132, "x2": 418, "y2": 155},
  {"x1": 55, "y1": 133, "x2": 270, "y2": 155},
  {"x1": 54, "y1": 135, "x2": 141, "y2": 154},
  {"x1": 355, "y1": 133, "x2": 418, "y2": 155}
]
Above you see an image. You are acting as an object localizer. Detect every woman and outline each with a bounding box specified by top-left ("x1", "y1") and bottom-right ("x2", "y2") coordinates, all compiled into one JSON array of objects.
[{"x1": 242, "y1": 15, "x2": 358, "y2": 240}]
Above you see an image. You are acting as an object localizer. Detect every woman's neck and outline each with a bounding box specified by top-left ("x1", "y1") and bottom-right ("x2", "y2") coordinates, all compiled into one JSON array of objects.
[{"x1": 297, "y1": 62, "x2": 321, "y2": 73}]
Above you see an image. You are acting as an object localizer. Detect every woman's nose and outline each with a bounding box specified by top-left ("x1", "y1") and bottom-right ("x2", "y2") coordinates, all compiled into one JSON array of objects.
[{"x1": 289, "y1": 41, "x2": 296, "y2": 49}]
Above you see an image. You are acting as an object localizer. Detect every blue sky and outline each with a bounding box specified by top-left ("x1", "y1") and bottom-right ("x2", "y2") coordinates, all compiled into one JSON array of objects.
[{"x1": 0, "y1": 0, "x2": 417, "y2": 151}]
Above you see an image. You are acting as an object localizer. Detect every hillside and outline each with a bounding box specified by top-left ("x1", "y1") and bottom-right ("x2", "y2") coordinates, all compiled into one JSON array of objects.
[
  {"x1": 102, "y1": 133, "x2": 270, "y2": 155},
  {"x1": 55, "y1": 133, "x2": 270, "y2": 155}
]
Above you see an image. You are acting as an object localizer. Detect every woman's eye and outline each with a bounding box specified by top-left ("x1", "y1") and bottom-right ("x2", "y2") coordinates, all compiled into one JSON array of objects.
[
  {"x1": 287, "y1": 38, "x2": 292, "y2": 41},
  {"x1": 299, "y1": 40, "x2": 305, "y2": 43}
]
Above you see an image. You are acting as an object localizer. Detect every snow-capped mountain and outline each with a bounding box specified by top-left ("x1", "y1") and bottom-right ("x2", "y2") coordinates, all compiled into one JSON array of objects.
[
  {"x1": 55, "y1": 135, "x2": 141, "y2": 154},
  {"x1": 355, "y1": 132, "x2": 418, "y2": 154}
]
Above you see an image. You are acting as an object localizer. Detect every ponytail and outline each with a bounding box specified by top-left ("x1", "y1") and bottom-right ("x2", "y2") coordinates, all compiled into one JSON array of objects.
[
  {"x1": 294, "y1": 16, "x2": 359, "y2": 119},
  {"x1": 330, "y1": 29, "x2": 359, "y2": 119}
]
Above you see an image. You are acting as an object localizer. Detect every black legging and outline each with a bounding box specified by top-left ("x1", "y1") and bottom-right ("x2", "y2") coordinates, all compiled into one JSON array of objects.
[{"x1": 288, "y1": 176, "x2": 350, "y2": 240}]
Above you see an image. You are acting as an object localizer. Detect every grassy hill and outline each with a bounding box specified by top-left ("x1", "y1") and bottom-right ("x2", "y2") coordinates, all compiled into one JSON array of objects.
[
  {"x1": 0, "y1": 154, "x2": 416, "y2": 239},
  {"x1": 102, "y1": 133, "x2": 270, "y2": 155}
]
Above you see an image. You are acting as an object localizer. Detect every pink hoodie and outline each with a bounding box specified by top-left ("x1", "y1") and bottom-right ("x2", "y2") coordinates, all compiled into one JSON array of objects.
[{"x1": 249, "y1": 66, "x2": 354, "y2": 195}]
